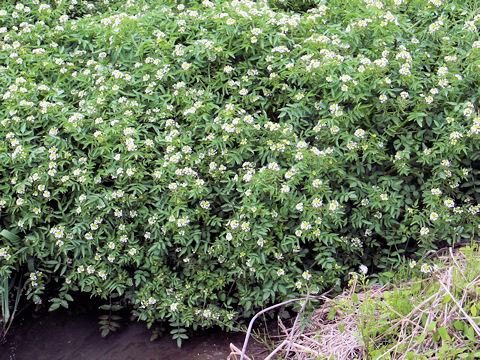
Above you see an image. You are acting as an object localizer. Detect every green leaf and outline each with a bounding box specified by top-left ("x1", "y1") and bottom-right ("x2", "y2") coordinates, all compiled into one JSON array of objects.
[
  {"x1": 454, "y1": 321, "x2": 464, "y2": 331},
  {"x1": 416, "y1": 333, "x2": 427, "y2": 344},
  {"x1": 327, "y1": 307, "x2": 336, "y2": 320},
  {"x1": 49, "y1": 303, "x2": 60, "y2": 311},
  {"x1": 438, "y1": 327, "x2": 449, "y2": 341},
  {"x1": 426, "y1": 321, "x2": 436, "y2": 332},
  {"x1": 465, "y1": 326, "x2": 476, "y2": 341},
  {"x1": 1, "y1": 230, "x2": 20, "y2": 242},
  {"x1": 352, "y1": 294, "x2": 359, "y2": 304}
]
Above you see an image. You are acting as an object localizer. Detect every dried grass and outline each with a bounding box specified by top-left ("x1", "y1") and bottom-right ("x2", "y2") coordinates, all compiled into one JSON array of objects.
[{"x1": 228, "y1": 245, "x2": 480, "y2": 360}]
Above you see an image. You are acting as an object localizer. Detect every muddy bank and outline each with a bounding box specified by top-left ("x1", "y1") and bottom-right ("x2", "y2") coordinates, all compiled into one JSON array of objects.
[{"x1": 0, "y1": 309, "x2": 266, "y2": 360}]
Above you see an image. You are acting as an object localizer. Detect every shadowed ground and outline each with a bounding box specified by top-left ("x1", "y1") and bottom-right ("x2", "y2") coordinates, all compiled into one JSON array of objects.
[{"x1": 0, "y1": 309, "x2": 262, "y2": 360}]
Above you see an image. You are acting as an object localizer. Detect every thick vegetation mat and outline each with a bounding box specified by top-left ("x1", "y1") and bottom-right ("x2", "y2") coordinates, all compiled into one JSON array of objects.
[{"x1": 1, "y1": 0, "x2": 480, "y2": 336}]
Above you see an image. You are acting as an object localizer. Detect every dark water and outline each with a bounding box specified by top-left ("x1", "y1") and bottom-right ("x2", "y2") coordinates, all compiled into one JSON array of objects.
[{"x1": 0, "y1": 310, "x2": 267, "y2": 360}]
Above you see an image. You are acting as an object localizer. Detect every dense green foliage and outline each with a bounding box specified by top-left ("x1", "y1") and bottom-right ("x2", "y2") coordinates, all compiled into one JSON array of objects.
[{"x1": 1, "y1": 0, "x2": 480, "y2": 336}]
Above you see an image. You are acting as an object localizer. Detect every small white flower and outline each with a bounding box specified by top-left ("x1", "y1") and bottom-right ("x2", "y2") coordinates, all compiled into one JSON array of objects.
[
  {"x1": 420, "y1": 227, "x2": 430, "y2": 236},
  {"x1": 300, "y1": 221, "x2": 311, "y2": 230},
  {"x1": 330, "y1": 125, "x2": 340, "y2": 134},
  {"x1": 200, "y1": 200, "x2": 210, "y2": 209},
  {"x1": 444, "y1": 199, "x2": 455, "y2": 208},
  {"x1": 347, "y1": 141, "x2": 357, "y2": 150},
  {"x1": 359, "y1": 265, "x2": 368, "y2": 275},
  {"x1": 98, "y1": 270, "x2": 107, "y2": 280},
  {"x1": 302, "y1": 271, "x2": 312, "y2": 280},
  {"x1": 420, "y1": 263, "x2": 432, "y2": 274},
  {"x1": 312, "y1": 198, "x2": 323, "y2": 208},
  {"x1": 354, "y1": 129, "x2": 366, "y2": 138},
  {"x1": 312, "y1": 179, "x2": 323, "y2": 188},
  {"x1": 329, "y1": 200, "x2": 340, "y2": 212},
  {"x1": 223, "y1": 65, "x2": 234, "y2": 74}
]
